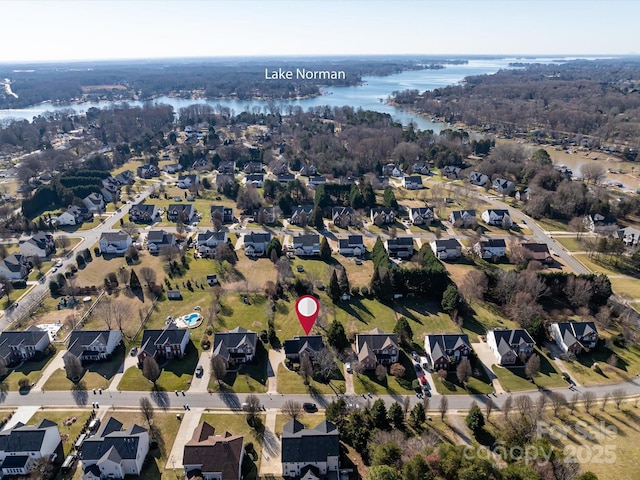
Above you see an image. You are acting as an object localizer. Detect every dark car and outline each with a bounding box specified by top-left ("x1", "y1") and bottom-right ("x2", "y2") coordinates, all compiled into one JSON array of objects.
[{"x1": 303, "y1": 402, "x2": 317, "y2": 412}]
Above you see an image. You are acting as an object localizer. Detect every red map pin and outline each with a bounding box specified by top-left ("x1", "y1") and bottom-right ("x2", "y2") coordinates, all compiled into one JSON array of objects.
[{"x1": 296, "y1": 295, "x2": 320, "y2": 335}]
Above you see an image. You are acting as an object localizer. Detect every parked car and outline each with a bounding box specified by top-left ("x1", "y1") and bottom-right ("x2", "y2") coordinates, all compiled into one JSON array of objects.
[
  {"x1": 296, "y1": 265, "x2": 304, "y2": 272},
  {"x1": 303, "y1": 402, "x2": 317, "y2": 412},
  {"x1": 195, "y1": 365, "x2": 204, "y2": 377},
  {"x1": 345, "y1": 362, "x2": 352, "y2": 373}
]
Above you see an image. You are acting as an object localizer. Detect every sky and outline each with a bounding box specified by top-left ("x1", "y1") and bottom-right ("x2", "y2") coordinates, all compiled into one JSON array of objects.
[{"x1": 1, "y1": 0, "x2": 638, "y2": 63}]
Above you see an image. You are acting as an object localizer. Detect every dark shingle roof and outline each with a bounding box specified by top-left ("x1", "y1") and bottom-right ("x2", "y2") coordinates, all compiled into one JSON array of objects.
[
  {"x1": 283, "y1": 335, "x2": 325, "y2": 356},
  {"x1": 139, "y1": 325, "x2": 189, "y2": 358},
  {"x1": 212, "y1": 327, "x2": 258, "y2": 363},
  {"x1": 356, "y1": 329, "x2": 398, "y2": 355},
  {"x1": 66, "y1": 330, "x2": 117, "y2": 358},
  {"x1": 281, "y1": 420, "x2": 339, "y2": 464},
  {"x1": 81, "y1": 416, "x2": 146, "y2": 463},
  {"x1": 182, "y1": 422, "x2": 244, "y2": 477}
]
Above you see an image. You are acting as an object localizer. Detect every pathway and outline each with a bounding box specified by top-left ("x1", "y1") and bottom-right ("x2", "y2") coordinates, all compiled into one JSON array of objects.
[
  {"x1": 2, "y1": 406, "x2": 39, "y2": 431},
  {"x1": 267, "y1": 349, "x2": 285, "y2": 394},
  {"x1": 448, "y1": 413, "x2": 473, "y2": 446},
  {"x1": 33, "y1": 349, "x2": 67, "y2": 392},
  {"x1": 545, "y1": 341, "x2": 582, "y2": 387},
  {"x1": 471, "y1": 342, "x2": 505, "y2": 395},
  {"x1": 165, "y1": 407, "x2": 204, "y2": 471},
  {"x1": 259, "y1": 410, "x2": 281, "y2": 477},
  {"x1": 344, "y1": 370, "x2": 354, "y2": 395}
]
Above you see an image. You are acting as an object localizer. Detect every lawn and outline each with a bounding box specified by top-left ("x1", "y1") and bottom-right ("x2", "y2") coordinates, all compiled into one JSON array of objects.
[
  {"x1": 207, "y1": 343, "x2": 268, "y2": 394},
  {"x1": 352, "y1": 352, "x2": 417, "y2": 395},
  {"x1": 118, "y1": 341, "x2": 199, "y2": 391},
  {"x1": 535, "y1": 218, "x2": 570, "y2": 232},
  {"x1": 274, "y1": 412, "x2": 326, "y2": 435},
  {"x1": 28, "y1": 409, "x2": 92, "y2": 456},
  {"x1": 5, "y1": 349, "x2": 57, "y2": 391},
  {"x1": 462, "y1": 302, "x2": 520, "y2": 343},
  {"x1": 555, "y1": 236, "x2": 585, "y2": 252},
  {"x1": 432, "y1": 362, "x2": 493, "y2": 395},
  {"x1": 491, "y1": 349, "x2": 565, "y2": 392},
  {"x1": 276, "y1": 363, "x2": 345, "y2": 395},
  {"x1": 200, "y1": 413, "x2": 265, "y2": 479}
]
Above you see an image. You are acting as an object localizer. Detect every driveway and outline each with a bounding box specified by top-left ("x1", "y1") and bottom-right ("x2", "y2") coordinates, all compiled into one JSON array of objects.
[
  {"x1": 471, "y1": 342, "x2": 505, "y2": 395},
  {"x1": 188, "y1": 351, "x2": 211, "y2": 393},
  {"x1": 34, "y1": 349, "x2": 67, "y2": 392}
]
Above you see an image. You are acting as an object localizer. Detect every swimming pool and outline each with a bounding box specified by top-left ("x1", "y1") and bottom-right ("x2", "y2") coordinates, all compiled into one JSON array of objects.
[{"x1": 175, "y1": 312, "x2": 203, "y2": 329}]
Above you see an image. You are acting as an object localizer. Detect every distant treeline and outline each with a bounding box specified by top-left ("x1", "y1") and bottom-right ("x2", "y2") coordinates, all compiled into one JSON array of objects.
[
  {"x1": 391, "y1": 58, "x2": 640, "y2": 145},
  {"x1": 0, "y1": 58, "x2": 465, "y2": 108}
]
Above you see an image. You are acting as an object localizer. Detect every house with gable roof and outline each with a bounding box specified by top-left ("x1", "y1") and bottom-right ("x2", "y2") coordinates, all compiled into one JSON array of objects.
[
  {"x1": 0, "y1": 253, "x2": 30, "y2": 281},
  {"x1": 355, "y1": 328, "x2": 398, "y2": 370},
  {"x1": 338, "y1": 235, "x2": 364, "y2": 257},
  {"x1": 210, "y1": 205, "x2": 234, "y2": 224},
  {"x1": 331, "y1": 207, "x2": 355, "y2": 228},
  {"x1": 0, "y1": 326, "x2": 51, "y2": 367},
  {"x1": 283, "y1": 335, "x2": 325, "y2": 363},
  {"x1": 409, "y1": 207, "x2": 434, "y2": 226},
  {"x1": 243, "y1": 232, "x2": 271, "y2": 257},
  {"x1": 487, "y1": 328, "x2": 535, "y2": 365},
  {"x1": 212, "y1": 327, "x2": 258, "y2": 367},
  {"x1": 429, "y1": 238, "x2": 462, "y2": 260},
  {"x1": 411, "y1": 162, "x2": 430, "y2": 175},
  {"x1": 492, "y1": 178, "x2": 516, "y2": 194},
  {"x1": 473, "y1": 238, "x2": 507, "y2": 260},
  {"x1": 196, "y1": 230, "x2": 228, "y2": 258},
  {"x1": 481, "y1": 209, "x2": 513, "y2": 228},
  {"x1": 402, "y1": 175, "x2": 423, "y2": 190},
  {"x1": 281, "y1": 420, "x2": 340, "y2": 479},
  {"x1": 521, "y1": 242, "x2": 553, "y2": 264},
  {"x1": 0, "y1": 419, "x2": 63, "y2": 477},
  {"x1": 424, "y1": 333, "x2": 472, "y2": 371},
  {"x1": 19, "y1": 232, "x2": 55, "y2": 259},
  {"x1": 80, "y1": 416, "x2": 149, "y2": 479},
  {"x1": 83, "y1": 192, "x2": 106, "y2": 213},
  {"x1": 449, "y1": 209, "x2": 476, "y2": 228},
  {"x1": 129, "y1": 203, "x2": 159, "y2": 223},
  {"x1": 182, "y1": 422, "x2": 244, "y2": 480},
  {"x1": 584, "y1": 213, "x2": 618, "y2": 234},
  {"x1": 137, "y1": 324, "x2": 190, "y2": 367},
  {"x1": 290, "y1": 205, "x2": 314, "y2": 226},
  {"x1": 64, "y1": 329, "x2": 122, "y2": 365},
  {"x1": 146, "y1": 230, "x2": 176, "y2": 255},
  {"x1": 99, "y1": 232, "x2": 132, "y2": 255},
  {"x1": 370, "y1": 207, "x2": 395, "y2": 225},
  {"x1": 469, "y1": 171, "x2": 489, "y2": 186},
  {"x1": 56, "y1": 205, "x2": 92, "y2": 226},
  {"x1": 167, "y1": 204, "x2": 196, "y2": 223},
  {"x1": 550, "y1": 321, "x2": 598, "y2": 355},
  {"x1": 293, "y1": 234, "x2": 320, "y2": 256},
  {"x1": 385, "y1": 237, "x2": 414, "y2": 258}
]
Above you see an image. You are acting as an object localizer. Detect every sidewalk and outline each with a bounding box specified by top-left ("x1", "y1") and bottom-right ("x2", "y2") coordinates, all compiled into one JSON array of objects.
[
  {"x1": 165, "y1": 407, "x2": 204, "y2": 471},
  {"x1": 33, "y1": 349, "x2": 67, "y2": 392},
  {"x1": 258, "y1": 410, "x2": 281, "y2": 477}
]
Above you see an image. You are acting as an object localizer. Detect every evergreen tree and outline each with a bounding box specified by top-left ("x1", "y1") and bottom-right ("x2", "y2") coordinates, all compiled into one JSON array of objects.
[
  {"x1": 327, "y1": 319, "x2": 349, "y2": 351},
  {"x1": 338, "y1": 268, "x2": 350, "y2": 294},
  {"x1": 320, "y1": 236, "x2": 331, "y2": 261},
  {"x1": 267, "y1": 237, "x2": 282, "y2": 259},
  {"x1": 329, "y1": 270, "x2": 341, "y2": 302},
  {"x1": 370, "y1": 399, "x2": 389, "y2": 429},
  {"x1": 311, "y1": 207, "x2": 325, "y2": 230},
  {"x1": 387, "y1": 402, "x2": 404, "y2": 428},
  {"x1": 130, "y1": 269, "x2": 141, "y2": 291},
  {"x1": 465, "y1": 403, "x2": 485, "y2": 434},
  {"x1": 370, "y1": 267, "x2": 383, "y2": 299},
  {"x1": 393, "y1": 316, "x2": 413, "y2": 345},
  {"x1": 314, "y1": 184, "x2": 329, "y2": 207},
  {"x1": 361, "y1": 182, "x2": 376, "y2": 208},
  {"x1": 383, "y1": 186, "x2": 398, "y2": 208},
  {"x1": 349, "y1": 183, "x2": 364, "y2": 209},
  {"x1": 441, "y1": 284, "x2": 460, "y2": 313},
  {"x1": 379, "y1": 268, "x2": 393, "y2": 302}
]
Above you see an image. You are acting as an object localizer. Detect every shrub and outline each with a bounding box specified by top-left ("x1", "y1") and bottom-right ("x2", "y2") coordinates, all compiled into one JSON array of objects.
[
  {"x1": 360, "y1": 286, "x2": 369, "y2": 296},
  {"x1": 18, "y1": 377, "x2": 30, "y2": 389},
  {"x1": 94, "y1": 247, "x2": 100, "y2": 256}
]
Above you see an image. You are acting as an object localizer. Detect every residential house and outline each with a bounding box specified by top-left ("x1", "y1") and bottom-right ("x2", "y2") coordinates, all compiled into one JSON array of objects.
[
  {"x1": 355, "y1": 328, "x2": 399, "y2": 370},
  {"x1": 515, "y1": 187, "x2": 530, "y2": 201},
  {"x1": 243, "y1": 162, "x2": 264, "y2": 174},
  {"x1": 481, "y1": 209, "x2": 513, "y2": 228},
  {"x1": 308, "y1": 175, "x2": 326, "y2": 187},
  {"x1": 245, "y1": 173, "x2": 264, "y2": 188},
  {"x1": 129, "y1": 203, "x2": 159, "y2": 223},
  {"x1": 19, "y1": 232, "x2": 55, "y2": 259},
  {"x1": 114, "y1": 170, "x2": 135, "y2": 186},
  {"x1": 487, "y1": 328, "x2": 535, "y2": 365},
  {"x1": 283, "y1": 335, "x2": 325, "y2": 363},
  {"x1": 210, "y1": 205, "x2": 234, "y2": 224},
  {"x1": 271, "y1": 161, "x2": 289, "y2": 175},
  {"x1": 550, "y1": 321, "x2": 599, "y2": 355},
  {"x1": 402, "y1": 175, "x2": 423, "y2": 190},
  {"x1": 411, "y1": 162, "x2": 430, "y2": 175},
  {"x1": 299, "y1": 164, "x2": 317, "y2": 177},
  {"x1": 0, "y1": 419, "x2": 63, "y2": 477},
  {"x1": 243, "y1": 232, "x2": 271, "y2": 257},
  {"x1": 473, "y1": 239, "x2": 507, "y2": 260},
  {"x1": 616, "y1": 226, "x2": 640, "y2": 247},
  {"x1": 163, "y1": 163, "x2": 183, "y2": 174},
  {"x1": 0, "y1": 254, "x2": 31, "y2": 281},
  {"x1": 383, "y1": 163, "x2": 402, "y2": 177},
  {"x1": 99, "y1": 232, "x2": 132, "y2": 255},
  {"x1": 167, "y1": 204, "x2": 196, "y2": 223},
  {"x1": 331, "y1": 207, "x2": 355, "y2": 228},
  {"x1": 521, "y1": 242, "x2": 553, "y2": 264},
  {"x1": 290, "y1": 205, "x2": 314, "y2": 226},
  {"x1": 385, "y1": 237, "x2": 414, "y2": 258},
  {"x1": 218, "y1": 161, "x2": 236, "y2": 174},
  {"x1": 64, "y1": 330, "x2": 122, "y2": 365},
  {"x1": 468, "y1": 171, "x2": 490, "y2": 186},
  {"x1": 281, "y1": 420, "x2": 339, "y2": 479},
  {"x1": 182, "y1": 422, "x2": 244, "y2": 480},
  {"x1": 56, "y1": 205, "x2": 92, "y2": 226},
  {"x1": 429, "y1": 238, "x2": 462, "y2": 260},
  {"x1": 409, "y1": 207, "x2": 434, "y2": 226},
  {"x1": 137, "y1": 325, "x2": 190, "y2": 366},
  {"x1": 370, "y1": 207, "x2": 395, "y2": 225},
  {"x1": 136, "y1": 164, "x2": 159, "y2": 179},
  {"x1": 257, "y1": 206, "x2": 277, "y2": 224},
  {"x1": 101, "y1": 177, "x2": 121, "y2": 202},
  {"x1": 293, "y1": 234, "x2": 320, "y2": 257},
  {"x1": 212, "y1": 327, "x2": 258, "y2": 367},
  {"x1": 449, "y1": 210, "x2": 477, "y2": 228},
  {"x1": 442, "y1": 165, "x2": 461, "y2": 179},
  {"x1": 584, "y1": 213, "x2": 618, "y2": 234},
  {"x1": 278, "y1": 173, "x2": 296, "y2": 183},
  {"x1": 338, "y1": 235, "x2": 364, "y2": 257},
  {"x1": 146, "y1": 230, "x2": 176, "y2": 255},
  {"x1": 492, "y1": 178, "x2": 516, "y2": 194},
  {"x1": 0, "y1": 326, "x2": 51, "y2": 366},
  {"x1": 177, "y1": 174, "x2": 199, "y2": 189},
  {"x1": 197, "y1": 230, "x2": 228, "y2": 258},
  {"x1": 424, "y1": 333, "x2": 472, "y2": 371},
  {"x1": 80, "y1": 417, "x2": 149, "y2": 479},
  {"x1": 215, "y1": 174, "x2": 236, "y2": 189},
  {"x1": 83, "y1": 193, "x2": 105, "y2": 213}
]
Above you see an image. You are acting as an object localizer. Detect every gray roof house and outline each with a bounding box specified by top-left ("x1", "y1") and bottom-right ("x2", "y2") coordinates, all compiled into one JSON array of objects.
[
  {"x1": 0, "y1": 419, "x2": 62, "y2": 478},
  {"x1": 0, "y1": 326, "x2": 51, "y2": 366},
  {"x1": 283, "y1": 335, "x2": 325, "y2": 362},
  {"x1": 19, "y1": 232, "x2": 55, "y2": 259},
  {"x1": 429, "y1": 238, "x2": 462, "y2": 260},
  {"x1": 449, "y1": 210, "x2": 476, "y2": 228},
  {"x1": 338, "y1": 235, "x2": 364, "y2": 257},
  {"x1": 83, "y1": 192, "x2": 105, "y2": 213},
  {"x1": 293, "y1": 234, "x2": 320, "y2": 257},
  {"x1": 331, "y1": 207, "x2": 356, "y2": 228},
  {"x1": 481, "y1": 209, "x2": 512, "y2": 228},
  {"x1": 210, "y1": 205, "x2": 234, "y2": 224},
  {"x1": 182, "y1": 422, "x2": 244, "y2": 480},
  {"x1": 487, "y1": 328, "x2": 535, "y2": 365},
  {"x1": 473, "y1": 239, "x2": 507, "y2": 260},
  {"x1": 197, "y1": 230, "x2": 228, "y2": 258},
  {"x1": 355, "y1": 328, "x2": 398, "y2": 370},
  {"x1": 385, "y1": 237, "x2": 414, "y2": 258},
  {"x1": 243, "y1": 232, "x2": 271, "y2": 257},
  {"x1": 167, "y1": 204, "x2": 196, "y2": 223},
  {"x1": 290, "y1": 205, "x2": 314, "y2": 226},
  {"x1": 402, "y1": 175, "x2": 423, "y2": 190},
  {"x1": 212, "y1": 327, "x2": 258, "y2": 366},
  {"x1": 0, "y1": 253, "x2": 30, "y2": 281},
  {"x1": 146, "y1": 230, "x2": 176, "y2": 255},
  {"x1": 64, "y1": 330, "x2": 122, "y2": 365},
  {"x1": 550, "y1": 321, "x2": 598, "y2": 355},
  {"x1": 469, "y1": 171, "x2": 489, "y2": 186},
  {"x1": 584, "y1": 213, "x2": 618, "y2": 234},
  {"x1": 281, "y1": 420, "x2": 340, "y2": 479},
  {"x1": 424, "y1": 333, "x2": 472, "y2": 371},
  {"x1": 409, "y1": 207, "x2": 434, "y2": 226},
  {"x1": 80, "y1": 417, "x2": 149, "y2": 479},
  {"x1": 137, "y1": 325, "x2": 190, "y2": 366},
  {"x1": 370, "y1": 207, "x2": 395, "y2": 225},
  {"x1": 492, "y1": 178, "x2": 516, "y2": 194},
  {"x1": 99, "y1": 232, "x2": 132, "y2": 255},
  {"x1": 129, "y1": 203, "x2": 159, "y2": 223}
]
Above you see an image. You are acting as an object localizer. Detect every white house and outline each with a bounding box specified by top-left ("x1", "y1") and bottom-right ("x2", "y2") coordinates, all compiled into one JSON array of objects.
[
  {"x1": 429, "y1": 238, "x2": 462, "y2": 260},
  {"x1": 177, "y1": 174, "x2": 199, "y2": 189},
  {"x1": 83, "y1": 193, "x2": 106, "y2": 213},
  {"x1": 56, "y1": 205, "x2": 91, "y2": 226},
  {"x1": 549, "y1": 321, "x2": 598, "y2": 355},
  {"x1": 402, "y1": 175, "x2": 423, "y2": 190},
  {"x1": 146, "y1": 230, "x2": 176, "y2": 255},
  {"x1": 473, "y1": 239, "x2": 507, "y2": 259},
  {"x1": 0, "y1": 419, "x2": 62, "y2": 477},
  {"x1": 244, "y1": 173, "x2": 264, "y2": 188},
  {"x1": 338, "y1": 235, "x2": 364, "y2": 256},
  {"x1": 80, "y1": 417, "x2": 149, "y2": 479},
  {"x1": 481, "y1": 209, "x2": 513, "y2": 228},
  {"x1": 65, "y1": 330, "x2": 122, "y2": 365},
  {"x1": 584, "y1": 214, "x2": 618, "y2": 234},
  {"x1": 243, "y1": 232, "x2": 271, "y2": 257},
  {"x1": 19, "y1": 232, "x2": 56, "y2": 259},
  {"x1": 492, "y1": 178, "x2": 516, "y2": 194},
  {"x1": 449, "y1": 210, "x2": 477, "y2": 228},
  {"x1": 197, "y1": 230, "x2": 228, "y2": 258},
  {"x1": 487, "y1": 328, "x2": 535, "y2": 365},
  {"x1": 409, "y1": 207, "x2": 434, "y2": 226},
  {"x1": 281, "y1": 420, "x2": 340, "y2": 479},
  {"x1": 99, "y1": 232, "x2": 132, "y2": 255},
  {"x1": 293, "y1": 234, "x2": 320, "y2": 256},
  {"x1": 469, "y1": 171, "x2": 490, "y2": 186}
]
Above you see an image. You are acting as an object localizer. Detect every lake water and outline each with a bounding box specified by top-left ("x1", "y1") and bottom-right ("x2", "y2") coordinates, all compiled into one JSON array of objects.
[{"x1": 0, "y1": 57, "x2": 569, "y2": 131}]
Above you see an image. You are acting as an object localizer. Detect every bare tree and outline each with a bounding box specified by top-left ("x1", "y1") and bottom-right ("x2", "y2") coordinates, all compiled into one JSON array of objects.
[
  {"x1": 139, "y1": 267, "x2": 157, "y2": 288},
  {"x1": 55, "y1": 235, "x2": 71, "y2": 254},
  {"x1": 139, "y1": 397, "x2": 155, "y2": 426},
  {"x1": 456, "y1": 359, "x2": 472, "y2": 385},
  {"x1": 281, "y1": 400, "x2": 303, "y2": 421},
  {"x1": 611, "y1": 388, "x2": 626, "y2": 410},
  {"x1": 160, "y1": 244, "x2": 180, "y2": 265},
  {"x1": 582, "y1": 391, "x2": 596, "y2": 415},
  {"x1": 439, "y1": 396, "x2": 449, "y2": 421},
  {"x1": 300, "y1": 355, "x2": 313, "y2": 385},
  {"x1": 313, "y1": 348, "x2": 338, "y2": 382},
  {"x1": 564, "y1": 276, "x2": 593, "y2": 309},
  {"x1": 536, "y1": 394, "x2": 548, "y2": 418},
  {"x1": 600, "y1": 392, "x2": 610, "y2": 411},
  {"x1": 403, "y1": 396, "x2": 411, "y2": 419},
  {"x1": 458, "y1": 270, "x2": 488, "y2": 303},
  {"x1": 514, "y1": 395, "x2": 533, "y2": 417},
  {"x1": 210, "y1": 355, "x2": 227, "y2": 386},
  {"x1": 64, "y1": 354, "x2": 83, "y2": 381},
  {"x1": 121, "y1": 222, "x2": 139, "y2": 237},
  {"x1": 117, "y1": 267, "x2": 131, "y2": 287},
  {"x1": 581, "y1": 163, "x2": 606, "y2": 184},
  {"x1": 375, "y1": 364, "x2": 387, "y2": 383},
  {"x1": 244, "y1": 394, "x2": 261, "y2": 427},
  {"x1": 550, "y1": 392, "x2": 567, "y2": 416},
  {"x1": 485, "y1": 398, "x2": 494, "y2": 421},
  {"x1": 525, "y1": 354, "x2": 541, "y2": 380},
  {"x1": 142, "y1": 356, "x2": 161, "y2": 385},
  {"x1": 502, "y1": 396, "x2": 513, "y2": 420},
  {"x1": 568, "y1": 393, "x2": 579, "y2": 415}
]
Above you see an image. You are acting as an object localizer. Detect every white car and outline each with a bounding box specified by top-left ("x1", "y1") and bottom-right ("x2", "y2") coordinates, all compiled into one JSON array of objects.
[
  {"x1": 345, "y1": 362, "x2": 352, "y2": 373},
  {"x1": 55, "y1": 260, "x2": 63, "y2": 268}
]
